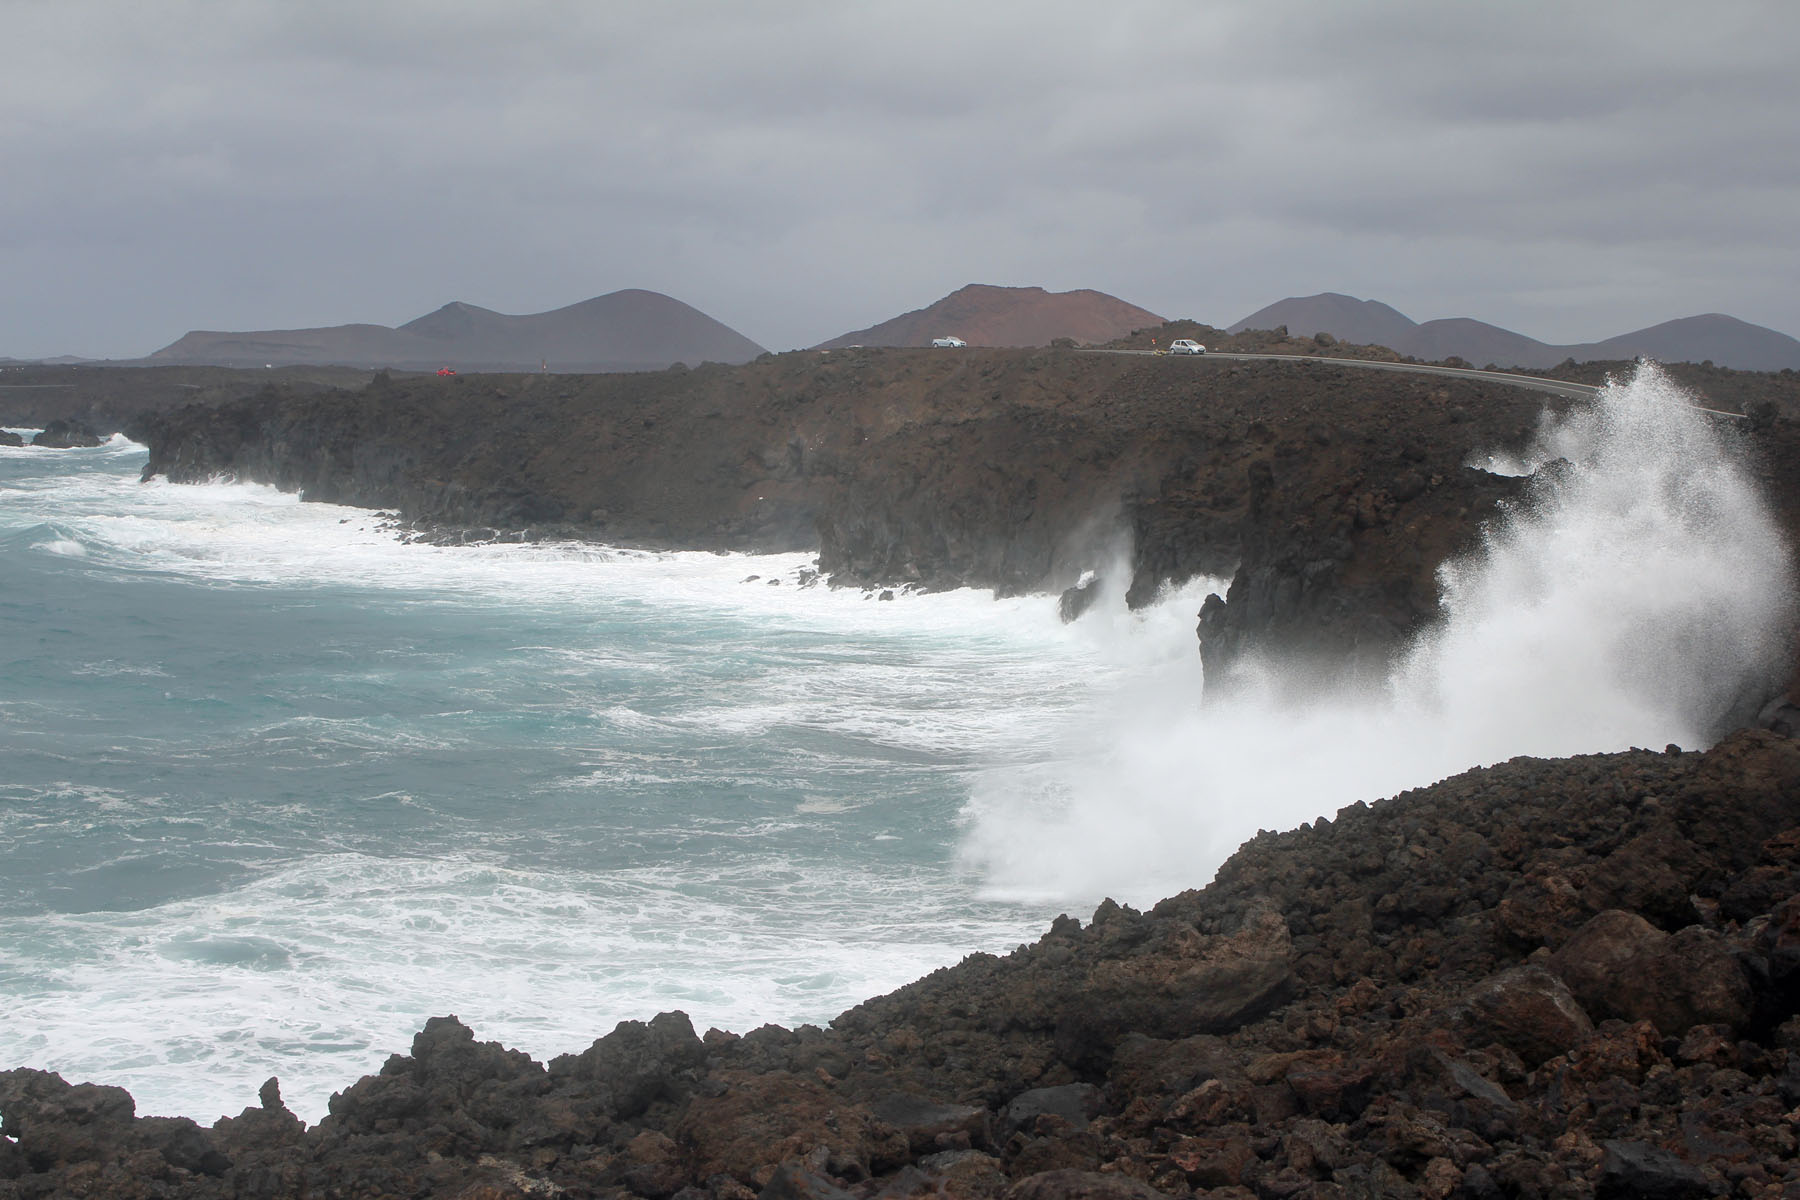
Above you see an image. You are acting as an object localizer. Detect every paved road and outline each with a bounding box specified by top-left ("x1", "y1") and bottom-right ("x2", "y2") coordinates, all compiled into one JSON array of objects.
[
  {"x1": 1087, "y1": 348, "x2": 1749, "y2": 419},
  {"x1": 1089, "y1": 347, "x2": 1597, "y2": 400},
  {"x1": 1210, "y1": 352, "x2": 1600, "y2": 401}
]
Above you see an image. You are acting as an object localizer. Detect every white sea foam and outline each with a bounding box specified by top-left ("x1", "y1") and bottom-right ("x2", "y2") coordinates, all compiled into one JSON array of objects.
[
  {"x1": 3, "y1": 440, "x2": 1179, "y2": 1123},
  {"x1": 4, "y1": 850, "x2": 1047, "y2": 1123},
  {"x1": 25, "y1": 446, "x2": 1071, "y2": 647},
  {"x1": 958, "y1": 363, "x2": 1795, "y2": 907}
]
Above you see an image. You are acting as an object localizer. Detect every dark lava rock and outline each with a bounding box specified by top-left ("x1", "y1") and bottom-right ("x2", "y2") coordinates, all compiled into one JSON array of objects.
[
  {"x1": 1458, "y1": 963, "x2": 1594, "y2": 1065},
  {"x1": 1003, "y1": 1169, "x2": 1171, "y2": 1200},
  {"x1": 758, "y1": 1161, "x2": 860, "y2": 1200},
  {"x1": 548, "y1": 1009, "x2": 708, "y2": 1120},
  {"x1": 0, "y1": 429, "x2": 22, "y2": 447},
  {"x1": 1057, "y1": 577, "x2": 1102, "y2": 622},
  {"x1": 128, "y1": 350, "x2": 1593, "y2": 692},
  {"x1": 867, "y1": 1092, "x2": 988, "y2": 1154},
  {"x1": 1551, "y1": 911, "x2": 1755, "y2": 1034},
  {"x1": 998, "y1": 1084, "x2": 1101, "y2": 1138},
  {"x1": 30, "y1": 419, "x2": 102, "y2": 448},
  {"x1": 1596, "y1": 1139, "x2": 1713, "y2": 1199}
]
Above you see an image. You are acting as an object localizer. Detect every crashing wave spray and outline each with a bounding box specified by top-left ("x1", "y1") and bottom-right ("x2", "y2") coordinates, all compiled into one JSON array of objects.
[{"x1": 957, "y1": 362, "x2": 1795, "y2": 907}]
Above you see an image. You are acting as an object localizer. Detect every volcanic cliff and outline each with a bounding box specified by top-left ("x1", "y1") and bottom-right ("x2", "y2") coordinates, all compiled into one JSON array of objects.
[
  {"x1": 123, "y1": 344, "x2": 1800, "y2": 705},
  {"x1": 124, "y1": 348, "x2": 1553, "y2": 693}
]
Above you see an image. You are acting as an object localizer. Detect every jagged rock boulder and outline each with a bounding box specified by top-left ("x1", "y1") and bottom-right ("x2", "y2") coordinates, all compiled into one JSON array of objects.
[
  {"x1": 1551, "y1": 914, "x2": 1755, "y2": 1035},
  {"x1": 0, "y1": 1068, "x2": 229, "y2": 1184},
  {"x1": 547, "y1": 1010, "x2": 708, "y2": 1121},
  {"x1": 1457, "y1": 963, "x2": 1594, "y2": 1065}
]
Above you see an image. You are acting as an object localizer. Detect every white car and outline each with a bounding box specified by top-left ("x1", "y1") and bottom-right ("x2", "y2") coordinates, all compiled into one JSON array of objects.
[
  {"x1": 931, "y1": 336, "x2": 966, "y2": 348},
  {"x1": 1168, "y1": 339, "x2": 1206, "y2": 355}
]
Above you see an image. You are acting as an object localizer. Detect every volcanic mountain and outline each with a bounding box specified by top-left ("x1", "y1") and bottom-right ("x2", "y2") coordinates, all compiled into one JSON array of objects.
[
  {"x1": 815, "y1": 284, "x2": 1164, "y2": 349},
  {"x1": 1231, "y1": 292, "x2": 1800, "y2": 371},
  {"x1": 147, "y1": 290, "x2": 767, "y2": 372}
]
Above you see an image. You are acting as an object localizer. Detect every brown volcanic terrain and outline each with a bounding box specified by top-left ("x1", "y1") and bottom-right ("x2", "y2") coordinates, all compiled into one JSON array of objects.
[
  {"x1": 815, "y1": 284, "x2": 1164, "y2": 349},
  {"x1": 145, "y1": 290, "x2": 766, "y2": 372}
]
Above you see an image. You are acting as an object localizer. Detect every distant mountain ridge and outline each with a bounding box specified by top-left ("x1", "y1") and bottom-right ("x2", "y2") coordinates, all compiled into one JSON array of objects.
[
  {"x1": 1230, "y1": 293, "x2": 1800, "y2": 371},
  {"x1": 148, "y1": 290, "x2": 766, "y2": 372},
  {"x1": 815, "y1": 284, "x2": 1164, "y2": 349}
]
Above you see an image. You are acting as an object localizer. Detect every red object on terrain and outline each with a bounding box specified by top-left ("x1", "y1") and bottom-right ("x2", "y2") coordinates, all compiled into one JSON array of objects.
[{"x1": 436, "y1": 367, "x2": 456, "y2": 376}]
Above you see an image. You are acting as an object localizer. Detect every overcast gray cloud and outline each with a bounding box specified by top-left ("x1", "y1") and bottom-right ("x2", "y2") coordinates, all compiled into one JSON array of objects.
[{"x1": 3, "y1": 0, "x2": 1797, "y2": 358}]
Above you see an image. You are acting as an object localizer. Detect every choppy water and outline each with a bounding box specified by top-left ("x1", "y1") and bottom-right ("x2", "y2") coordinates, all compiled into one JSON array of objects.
[
  {"x1": 0, "y1": 433, "x2": 1214, "y2": 1122},
  {"x1": 1, "y1": 363, "x2": 1789, "y2": 1124}
]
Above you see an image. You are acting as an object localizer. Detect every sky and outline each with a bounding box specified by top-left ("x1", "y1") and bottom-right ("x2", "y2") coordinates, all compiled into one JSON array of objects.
[{"x1": 4, "y1": 0, "x2": 1798, "y2": 359}]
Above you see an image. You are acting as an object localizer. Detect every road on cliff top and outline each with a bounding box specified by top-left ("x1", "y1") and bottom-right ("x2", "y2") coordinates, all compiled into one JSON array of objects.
[{"x1": 1087, "y1": 348, "x2": 1748, "y2": 419}]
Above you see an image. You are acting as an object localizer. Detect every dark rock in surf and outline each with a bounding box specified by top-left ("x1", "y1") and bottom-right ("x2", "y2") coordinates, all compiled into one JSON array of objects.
[
  {"x1": 0, "y1": 429, "x2": 23, "y2": 447},
  {"x1": 1057, "y1": 577, "x2": 1101, "y2": 622},
  {"x1": 30, "y1": 419, "x2": 103, "y2": 448},
  {"x1": 1760, "y1": 691, "x2": 1800, "y2": 738}
]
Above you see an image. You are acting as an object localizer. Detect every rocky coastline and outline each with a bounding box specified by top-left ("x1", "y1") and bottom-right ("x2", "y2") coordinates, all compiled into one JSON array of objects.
[
  {"x1": 7, "y1": 347, "x2": 1800, "y2": 1197},
  {"x1": 115, "y1": 346, "x2": 1610, "y2": 689},
  {"x1": 14, "y1": 343, "x2": 1796, "y2": 695},
  {"x1": 117, "y1": 345, "x2": 1800, "y2": 698},
  {"x1": 4, "y1": 730, "x2": 1799, "y2": 1198}
]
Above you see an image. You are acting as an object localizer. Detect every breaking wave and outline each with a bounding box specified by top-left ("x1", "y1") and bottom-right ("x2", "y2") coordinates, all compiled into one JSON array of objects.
[{"x1": 958, "y1": 363, "x2": 1795, "y2": 906}]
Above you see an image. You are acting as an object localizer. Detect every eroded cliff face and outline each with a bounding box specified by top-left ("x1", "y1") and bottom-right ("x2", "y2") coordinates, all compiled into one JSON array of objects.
[
  {"x1": 5, "y1": 730, "x2": 1799, "y2": 1198},
  {"x1": 131, "y1": 349, "x2": 1575, "y2": 690}
]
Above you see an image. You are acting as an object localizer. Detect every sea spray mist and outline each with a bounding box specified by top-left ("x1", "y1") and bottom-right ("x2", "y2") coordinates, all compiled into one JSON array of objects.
[{"x1": 958, "y1": 363, "x2": 1795, "y2": 907}]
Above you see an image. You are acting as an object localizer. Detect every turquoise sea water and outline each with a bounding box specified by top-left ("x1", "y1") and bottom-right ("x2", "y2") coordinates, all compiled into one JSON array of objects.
[{"x1": 0, "y1": 434, "x2": 1214, "y2": 1122}]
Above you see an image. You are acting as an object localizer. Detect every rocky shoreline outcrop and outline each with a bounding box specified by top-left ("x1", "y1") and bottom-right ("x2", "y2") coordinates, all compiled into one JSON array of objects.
[
  {"x1": 27, "y1": 419, "x2": 104, "y2": 448},
  {"x1": 122, "y1": 347, "x2": 1622, "y2": 689},
  {"x1": 16, "y1": 344, "x2": 1795, "y2": 696},
  {"x1": 5, "y1": 729, "x2": 1799, "y2": 1198}
]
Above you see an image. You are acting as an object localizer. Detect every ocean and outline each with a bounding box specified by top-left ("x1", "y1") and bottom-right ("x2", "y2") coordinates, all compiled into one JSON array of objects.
[{"x1": 1, "y1": 363, "x2": 1790, "y2": 1124}]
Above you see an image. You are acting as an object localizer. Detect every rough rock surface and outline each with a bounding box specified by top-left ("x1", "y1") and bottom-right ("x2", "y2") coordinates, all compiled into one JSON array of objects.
[
  {"x1": 28, "y1": 419, "x2": 103, "y2": 448},
  {"x1": 13, "y1": 344, "x2": 1797, "y2": 695},
  {"x1": 5, "y1": 729, "x2": 1800, "y2": 1198},
  {"x1": 125, "y1": 349, "x2": 1576, "y2": 686},
  {"x1": 119, "y1": 346, "x2": 1800, "y2": 698}
]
